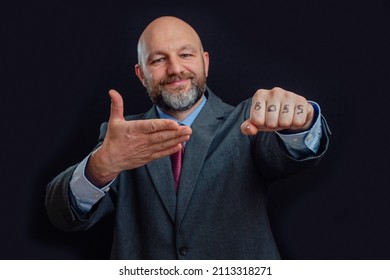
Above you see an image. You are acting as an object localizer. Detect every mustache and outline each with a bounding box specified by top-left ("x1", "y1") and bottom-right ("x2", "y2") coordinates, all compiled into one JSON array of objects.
[{"x1": 160, "y1": 73, "x2": 196, "y2": 85}]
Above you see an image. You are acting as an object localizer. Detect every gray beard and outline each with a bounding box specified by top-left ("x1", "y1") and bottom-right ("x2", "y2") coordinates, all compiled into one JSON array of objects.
[
  {"x1": 157, "y1": 84, "x2": 203, "y2": 113},
  {"x1": 150, "y1": 82, "x2": 205, "y2": 114}
]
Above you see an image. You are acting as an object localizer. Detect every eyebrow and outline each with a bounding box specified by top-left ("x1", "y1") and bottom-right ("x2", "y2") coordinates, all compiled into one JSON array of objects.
[
  {"x1": 179, "y1": 44, "x2": 197, "y2": 52},
  {"x1": 147, "y1": 44, "x2": 198, "y2": 62}
]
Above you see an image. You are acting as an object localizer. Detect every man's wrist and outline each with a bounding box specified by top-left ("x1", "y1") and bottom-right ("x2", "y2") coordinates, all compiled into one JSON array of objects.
[{"x1": 85, "y1": 148, "x2": 119, "y2": 188}]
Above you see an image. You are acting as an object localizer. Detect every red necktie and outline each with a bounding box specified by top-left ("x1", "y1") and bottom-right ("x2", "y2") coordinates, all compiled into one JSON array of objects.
[{"x1": 170, "y1": 146, "x2": 184, "y2": 192}]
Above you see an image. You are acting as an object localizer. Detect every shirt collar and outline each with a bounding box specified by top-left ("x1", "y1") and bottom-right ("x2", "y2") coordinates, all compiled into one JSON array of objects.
[{"x1": 156, "y1": 95, "x2": 207, "y2": 127}]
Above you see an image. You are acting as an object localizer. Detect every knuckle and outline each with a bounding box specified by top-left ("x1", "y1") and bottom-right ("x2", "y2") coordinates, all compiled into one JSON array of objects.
[
  {"x1": 254, "y1": 89, "x2": 267, "y2": 98},
  {"x1": 158, "y1": 131, "x2": 167, "y2": 143},
  {"x1": 125, "y1": 125, "x2": 135, "y2": 139},
  {"x1": 292, "y1": 118, "x2": 305, "y2": 127},
  {"x1": 270, "y1": 87, "x2": 285, "y2": 97},
  {"x1": 265, "y1": 116, "x2": 278, "y2": 128},
  {"x1": 266, "y1": 121, "x2": 278, "y2": 129},
  {"x1": 279, "y1": 119, "x2": 292, "y2": 127},
  {"x1": 149, "y1": 124, "x2": 156, "y2": 133},
  {"x1": 148, "y1": 121, "x2": 157, "y2": 133},
  {"x1": 272, "y1": 86, "x2": 283, "y2": 92},
  {"x1": 250, "y1": 117, "x2": 265, "y2": 127}
]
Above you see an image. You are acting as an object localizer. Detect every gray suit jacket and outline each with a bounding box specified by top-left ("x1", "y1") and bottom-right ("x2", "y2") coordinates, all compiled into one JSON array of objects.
[{"x1": 46, "y1": 89, "x2": 330, "y2": 259}]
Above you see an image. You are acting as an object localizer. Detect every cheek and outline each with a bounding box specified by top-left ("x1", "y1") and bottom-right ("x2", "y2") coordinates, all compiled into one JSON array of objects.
[
  {"x1": 147, "y1": 69, "x2": 166, "y2": 83},
  {"x1": 144, "y1": 73, "x2": 165, "y2": 92},
  {"x1": 142, "y1": 73, "x2": 156, "y2": 87},
  {"x1": 193, "y1": 61, "x2": 207, "y2": 77}
]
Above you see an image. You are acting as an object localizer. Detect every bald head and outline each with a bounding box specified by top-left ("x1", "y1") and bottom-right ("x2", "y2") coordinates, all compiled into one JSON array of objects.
[{"x1": 137, "y1": 16, "x2": 204, "y2": 66}]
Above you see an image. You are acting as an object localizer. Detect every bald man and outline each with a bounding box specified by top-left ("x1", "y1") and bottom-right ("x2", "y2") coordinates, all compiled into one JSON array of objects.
[{"x1": 46, "y1": 16, "x2": 330, "y2": 259}]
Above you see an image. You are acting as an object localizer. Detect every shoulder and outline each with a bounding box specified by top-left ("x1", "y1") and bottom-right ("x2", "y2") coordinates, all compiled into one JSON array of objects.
[{"x1": 202, "y1": 88, "x2": 254, "y2": 124}]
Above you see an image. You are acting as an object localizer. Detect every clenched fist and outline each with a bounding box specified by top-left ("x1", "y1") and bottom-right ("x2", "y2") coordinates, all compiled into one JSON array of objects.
[{"x1": 241, "y1": 87, "x2": 314, "y2": 135}]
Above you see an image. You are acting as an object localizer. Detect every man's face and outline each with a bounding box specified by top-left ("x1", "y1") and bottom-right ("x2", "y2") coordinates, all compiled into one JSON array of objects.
[{"x1": 136, "y1": 21, "x2": 209, "y2": 113}]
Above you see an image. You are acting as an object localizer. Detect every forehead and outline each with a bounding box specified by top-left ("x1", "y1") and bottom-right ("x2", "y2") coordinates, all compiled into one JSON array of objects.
[
  {"x1": 138, "y1": 20, "x2": 202, "y2": 59},
  {"x1": 148, "y1": 36, "x2": 199, "y2": 55}
]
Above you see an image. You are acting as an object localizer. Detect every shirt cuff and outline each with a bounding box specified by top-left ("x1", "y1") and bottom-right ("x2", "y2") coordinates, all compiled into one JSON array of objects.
[
  {"x1": 275, "y1": 101, "x2": 323, "y2": 158},
  {"x1": 69, "y1": 154, "x2": 114, "y2": 213}
]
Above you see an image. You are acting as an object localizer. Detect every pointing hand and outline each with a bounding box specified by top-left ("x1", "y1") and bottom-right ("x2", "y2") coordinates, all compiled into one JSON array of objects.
[{"x1": 86, "y1": 89, "x2": 192, "y2": 186}]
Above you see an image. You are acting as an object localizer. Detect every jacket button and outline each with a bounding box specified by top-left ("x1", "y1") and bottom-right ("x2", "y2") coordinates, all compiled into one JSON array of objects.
[{"x1": 179, "y1": 247, "x2": 188, "y2": 256}]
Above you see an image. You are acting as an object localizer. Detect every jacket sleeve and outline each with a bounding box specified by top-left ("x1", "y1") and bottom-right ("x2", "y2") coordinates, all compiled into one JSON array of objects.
[
  {"x1": 45, "y1": 122, "x2": 116, "y2": 232},
  {"x1": 241, "y1": 99, "x2": 332, "y2": 182}
]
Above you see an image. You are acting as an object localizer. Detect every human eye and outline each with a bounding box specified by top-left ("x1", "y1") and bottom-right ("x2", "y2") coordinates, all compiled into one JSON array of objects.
[
  {"x1": 150, "y1": 57, "x2": 165, "y2": 64},
  {"x1": 180, "y1": 53, "x2": 194, "y2": 59}
]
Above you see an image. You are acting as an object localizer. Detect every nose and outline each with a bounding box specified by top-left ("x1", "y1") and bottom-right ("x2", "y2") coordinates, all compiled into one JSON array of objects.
[{"x1": 166, "y1": 56, "x2": 184, "y2": 75}]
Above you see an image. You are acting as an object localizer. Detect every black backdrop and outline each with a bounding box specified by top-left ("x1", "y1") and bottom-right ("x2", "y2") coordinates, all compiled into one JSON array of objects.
[{"x1": 2, "y1": 1, "x2": 390, "y2": 259}]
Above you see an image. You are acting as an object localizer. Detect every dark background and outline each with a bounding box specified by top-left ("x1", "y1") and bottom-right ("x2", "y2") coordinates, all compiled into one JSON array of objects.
[{"x1": 2, "y1": 1, "x2": 389, "y2": 259}]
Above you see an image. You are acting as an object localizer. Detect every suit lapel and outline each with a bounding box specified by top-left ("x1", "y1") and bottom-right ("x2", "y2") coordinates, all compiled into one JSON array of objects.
[
  {"x1": 176, "y1": 92, "x2": 230, "y2": 226},
  {"x1": 143, "y1": 107, "x2": 177, "y2": 223},
  {"x1": 141, "y1": 90, "x2": 232, "y2": 226}
]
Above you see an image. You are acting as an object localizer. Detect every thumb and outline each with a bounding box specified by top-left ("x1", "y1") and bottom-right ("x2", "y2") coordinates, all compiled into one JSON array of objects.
[
  {"x1": 108, "y1": 89, "x2": 124, "y2": 121},
  {"x1": 240, "y1": 120, "x2": 258, "y2": 136}
]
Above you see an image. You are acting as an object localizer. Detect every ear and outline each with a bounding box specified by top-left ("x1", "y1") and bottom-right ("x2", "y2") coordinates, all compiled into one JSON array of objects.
[
  {"x1": 203, "y1": 51, "x2": 210, "y2": 77},
  {"x1": 135, "y1": 64, "x2": 146, "y2": 87}
]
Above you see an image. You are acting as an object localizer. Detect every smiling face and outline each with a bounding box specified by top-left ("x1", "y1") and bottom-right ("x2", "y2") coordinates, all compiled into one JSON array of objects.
[{"x1": 135, "y1": 17, "x2": 209, "y2": 114}]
